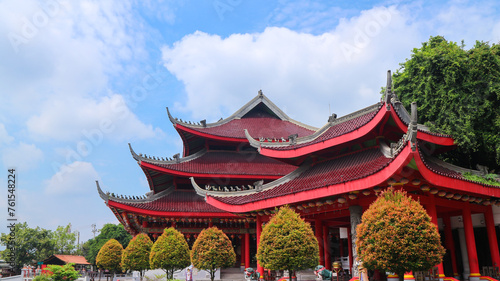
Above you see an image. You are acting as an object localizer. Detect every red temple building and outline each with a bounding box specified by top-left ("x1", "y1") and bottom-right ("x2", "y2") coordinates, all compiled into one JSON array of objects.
[{"x1": 98, "y1": 71, "x2": 500, "y2": 281}]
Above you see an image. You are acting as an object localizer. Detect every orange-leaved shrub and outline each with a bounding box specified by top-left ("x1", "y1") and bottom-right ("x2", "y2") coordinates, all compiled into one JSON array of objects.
[
  {"x1": 356, "y1": 188, "x2": 445, "y2": 280},
  {"x1": 191, "y1": 227, "x2": 235, "y2": 281},
  {"x1": 96, "y1": 239, "x2": 123, "y2": 273}
]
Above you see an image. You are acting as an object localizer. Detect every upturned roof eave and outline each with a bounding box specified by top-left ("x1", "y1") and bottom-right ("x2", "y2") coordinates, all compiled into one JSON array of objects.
[
  {"x1": 251, "y1": 102, "x2": 387, "y2": 158},
  {"x1": 390, "y1": 102, "x2": 455, "y2": 146},
  {"x1": 107, "y1": 199, "x2": 238, "y2": 218},
  {"x1": 415, "y1": 146, "x2": 500, "y2": 196},
  {"x1": 204, "y1": 142, "x2": 415, "y2": 213}
]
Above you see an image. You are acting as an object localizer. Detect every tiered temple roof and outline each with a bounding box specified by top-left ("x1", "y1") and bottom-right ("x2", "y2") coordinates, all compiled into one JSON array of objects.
[{"x1": 98, "y1": 71, "x2": 500, "y2": 237}]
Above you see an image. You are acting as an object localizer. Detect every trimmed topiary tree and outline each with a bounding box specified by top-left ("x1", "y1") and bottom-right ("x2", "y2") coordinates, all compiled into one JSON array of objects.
[
  {"x1": 356, "y1": 188, "x2": 446, "y2": 281},
  {"x1": 191, "y1": 227, "x2": 236, "y2": 281},
  {"x1": 122, "y1": 233, "x2": 153, "y2": 281},
  {"x1": 257, "y1": 206, "x2": 319, "y2": 279},
  {"x1": 150, "y1": 227, "x2": 191, "y2": 280},
  {"x1": 96, "y1": 239, "x2": 123, "y2": 274}
]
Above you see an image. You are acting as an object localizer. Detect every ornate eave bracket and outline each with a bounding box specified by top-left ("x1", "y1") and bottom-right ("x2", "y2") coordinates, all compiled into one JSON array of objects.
[
  {"x1": 384, "y1": 70, "x2": 400, "y2": 110},
  {"x1": 408, "y1": 102, "x2": 418, "y2": 151},
  {"x1": 386, "y1": 102, "x2": 418, "y2": 156}
]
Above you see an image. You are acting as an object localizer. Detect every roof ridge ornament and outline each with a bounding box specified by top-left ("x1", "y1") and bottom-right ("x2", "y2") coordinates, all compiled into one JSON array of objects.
[
  {"x1": 385, "y1": 70, "x2": 393, "y2": 110},
  {"x1": 258, "y1": 89, "x2": 263, "y2": 98},
  {"x1": 409, "y1": 102, "x2": 418, "y2": 151},
  {"x1": 328, "y1": 113, "x2": 337, "y2": 123}
]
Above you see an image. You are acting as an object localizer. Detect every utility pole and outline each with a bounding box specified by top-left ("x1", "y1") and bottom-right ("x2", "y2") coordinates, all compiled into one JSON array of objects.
[{"x1": 91, "y1": 224, "x2": 99, "y2": 239}]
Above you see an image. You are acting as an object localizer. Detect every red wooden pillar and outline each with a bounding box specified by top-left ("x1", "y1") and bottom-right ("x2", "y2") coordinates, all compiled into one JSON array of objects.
[
  {"x1": 442, "y1": 215, "x2": 459, "y2": 278},
  {"x1": 462, "y1": 204, "x2": 480, "y2": 281},
  {"x1": 323, "y1": 226, "x2": 331, "y2": 270},
  {"x1": 425, "y1": 200, "x2": 445, "y2": 279},
  {"x1": 245, "y1": 222, "x2": 251, "y2": 268},
  {"x1": 485, "y1": 206, "x2": 500, "y2": 268},
  {"x1": 240, "y1": 234, "x2": 245, "y2": 269},
  {"x1": 316, "y1": 219, "x2": 325, "y2": 266},
  {"x1": 348, "y1": 226, "x2": 353, "y2": 274},
  {"x1": 208, "y1": 219, "x2": 213, "y2": 227},
  {"x1": 256, "y1": 215, "x2": 264, "y2": 279}
]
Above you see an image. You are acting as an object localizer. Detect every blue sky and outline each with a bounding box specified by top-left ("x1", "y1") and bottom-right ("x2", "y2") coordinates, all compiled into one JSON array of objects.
[{"x1": 1, "y1": 0, "x2": 500, "y2": 243}]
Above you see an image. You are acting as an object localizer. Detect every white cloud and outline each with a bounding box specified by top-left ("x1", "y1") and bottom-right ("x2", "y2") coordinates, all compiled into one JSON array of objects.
[
  {"x1": 2, "y1": 142, "x2": 44, "y2": 171},
  {"x1": 44, "y1": 161, "x2": 99, "y2": 194},
  {"x1": 0, "y1": 0, "x2": 162, "y2": 142},
  {"x1": 0, "y1": 123, "x2": 14, "y2": 145},
  {"x1": 162, "y1": 6, "x2": 417, "y2": 127},
  {"x1": 162, "y1": 3, "x2": 500, "y2": 127},
  {"x1": 26, "y1": 94, "x2": 163, "y2": 142}
]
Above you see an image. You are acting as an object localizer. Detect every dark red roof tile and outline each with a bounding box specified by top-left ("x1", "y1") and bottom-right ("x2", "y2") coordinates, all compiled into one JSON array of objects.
[
  {"x1": 183, "y1": 117, "x2": 315, "y2": 139},
  {"x1": 145, "y1": 151, "x2": 296, "y2": 176},
  {"x1": 215, "y1": 147, "x2": 392, "y2": 205},
  {"x1": 123, "y1": 190, "x2": 224, "y2": 213},
  {"x1": 268, "y1": 103, "x2": 382, "y2": 151}
]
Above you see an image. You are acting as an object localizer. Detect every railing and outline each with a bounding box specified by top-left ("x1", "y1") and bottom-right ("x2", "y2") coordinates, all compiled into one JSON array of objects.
[
  {"x1": 414, "y1": 267, "x2": 439, "y2": 281},
  {"x1": 482, "y1": 266, "x2": 500, "y2": 280}
]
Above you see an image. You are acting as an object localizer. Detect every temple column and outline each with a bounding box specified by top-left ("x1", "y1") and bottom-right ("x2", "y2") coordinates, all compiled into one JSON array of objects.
[
  {"x1": 349, "y1": 205, "x2": 363, "y2": 278},
  {"x1": 462, "y1": 204, "x2": 480, "y2": 281},
  {"x1": 348, "y1": 226, "x2": 353, "y2": 275},
  {"x1": 316, "y1": 219, "x2": 325, "y2": 266},
  {"x1": 339, "y1": 235, "x2": 344, "y2": 259},
  {"x1": 458, "y1": 228, "x2": 470, "y2": 278},
  {"x1": 245, "y1": 222, "x2": 250, "y2": 268},
  {"x1": 425, "y1": 199, "x2": 445, "y2": 280},
  {"x1": 240, "y1": 234, "x2": 245, "y2": 270},
  {"x1": 485, "y1": 206, "x2": 500, "y2": 268},
  {"x1": 442, "y1": 215, "x2": 459, "y2": 279},
  {"x1": 208, "y1": 219, "x2": 213, "y2": 227},
  {"x1": 323, "y1": 225, "x2": 331, "y2": 270},
  {"x1": 256, "y1": 215, "x2": 264, "y2": 279}
]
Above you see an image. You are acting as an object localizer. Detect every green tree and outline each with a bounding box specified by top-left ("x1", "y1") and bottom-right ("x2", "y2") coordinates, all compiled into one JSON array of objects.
[
  {"x1": 46, "y1": 263, "x2": 80, "y2": 281},
  {"x1": 96, "y1": 239, "x2": 123, "y2": 273},
  {"x1": 0, "y1": 222, "x2": 54, "y2": 273},
  {"x1": 191, "y1": 227, "x2": 235, "y2": 281},
  {"x1": 392, "y1": 36, "x2": 500, "y2": 171},
  {"x1": 122, "y1": 233, "x2": 153, "y2": 281},
  {"x1": 356, "y1": 188, "x2": 445, "y2": 281},
  {"x1": 150, "y1": 228, "x2": 191, "y2": 280},
  {"x1": 84, "y1": 223, "x2": 132, "y2": 265},
  {"x1": 257, "y1": 206, "x2": 318, "y2": 278},
  {"x1": 53, "y1": 224, "x2": 77, "y2": 254}
]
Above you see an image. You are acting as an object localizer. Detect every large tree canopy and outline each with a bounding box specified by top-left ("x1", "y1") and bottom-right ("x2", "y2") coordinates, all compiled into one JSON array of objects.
[
  {"x1": 0, "y1": 222, "x2": 78, "y2": 273},
  {"x1": 393, "y1": 36, "x2": 500, "y2": 172}
]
